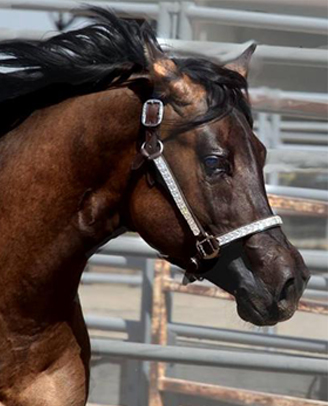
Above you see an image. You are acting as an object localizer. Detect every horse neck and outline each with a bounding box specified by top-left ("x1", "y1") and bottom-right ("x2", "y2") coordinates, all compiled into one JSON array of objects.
[{"x1": 0, "y1": 86, "x2": 142, "y2": 320}]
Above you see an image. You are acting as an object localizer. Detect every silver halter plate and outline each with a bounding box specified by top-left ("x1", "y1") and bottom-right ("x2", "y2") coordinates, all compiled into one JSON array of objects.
[{"x1": 141, "y1": 99, "x2": 283, "y2": 260}]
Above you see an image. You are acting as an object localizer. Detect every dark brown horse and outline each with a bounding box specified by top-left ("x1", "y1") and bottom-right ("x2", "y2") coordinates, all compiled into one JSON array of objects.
[{"x1": 0, "y1": 8, "x2": 309, "y2": 406}]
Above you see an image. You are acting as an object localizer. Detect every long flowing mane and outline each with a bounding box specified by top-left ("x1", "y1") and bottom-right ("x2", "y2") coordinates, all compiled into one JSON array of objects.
[{"x1": 0, "y1": 7, "x2": 252, "y2": 137}]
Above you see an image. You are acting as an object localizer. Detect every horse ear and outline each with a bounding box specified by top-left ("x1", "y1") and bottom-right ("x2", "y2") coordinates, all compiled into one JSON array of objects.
[
  {"x1": 144, "y1": 37, "x2": 187, "y2": 99},
  {"x1": 144, "y1": 35, "x2": 203, "y2": 102},
  {"x1": 146, "y1": 53, "x2": 180, "y2": 87},
  {"x1": 224, "y1": 43, "x2": 257, "y2": 78},
  {"x1": 143, "y1": 33, "x2": 179, "y2": 80}
]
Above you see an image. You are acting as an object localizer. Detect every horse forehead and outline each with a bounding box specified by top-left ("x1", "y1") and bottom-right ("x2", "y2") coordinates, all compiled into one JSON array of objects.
[
  {"x1": 174, "y1": 73, "x2": 206, "y2": 102},
  {"x1": 220, "y1": 111, "x2": 254, "y2": 145},
  {"x1": 194, "y1": 113, "x2": 260, "y2": 161},
  {"x1": 197, "y1": 115, "x2": 235, "y2": 144}
]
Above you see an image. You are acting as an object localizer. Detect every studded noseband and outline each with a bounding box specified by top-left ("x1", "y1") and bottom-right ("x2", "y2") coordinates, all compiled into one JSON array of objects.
[{"x1": 133, "y1": 99, "x2": 282, "y2": 274}]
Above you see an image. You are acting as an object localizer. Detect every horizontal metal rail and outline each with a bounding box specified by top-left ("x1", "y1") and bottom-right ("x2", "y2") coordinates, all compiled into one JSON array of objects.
[
  {"x1": 211, "y1": 0, "x2": 327, "y2": 7},
  {"x1": 305, "y1": 289, "x2": 328, "y2": 301},
  {"x1": 163, "y1": 278, "x2": 328, "y2": 315},
  {"x1": 100, "y1": 236, "x2": 328, "y2": 271},
  {"x1": 0, "y1": 0, "x2": 160, "y2": 17},
  {"x1": 170, "y1": 323, "x2": 328, "y2": 354},
  {"x1": 279, "y1": 133, "x2": 328, "y2": 145},
  {"x1": 81, "y1": 269, "x2": 328, "y2": 303},
  {"x1": 82, "y1": 272, "x2": 142, "y2": 286},
  {"x1": 308, "y1": 275, "x2": 328, "y2": 291},
  {"x1": 159, "y1": 377, "x2": 328, "y2": 406},
  {"x1": 251, "y1": 89, "x2": 328, "y2": 104},
  {"x1": 280, "y1": 121, "x2": 328, "y2": 134},
  {"x1": 4, "y1": 0, "x2": 327, "y2": 38},
  {"x1": 162, "y1": 39, "x2": 328, "y2": 68},
  {"x1": 85, "y1": 315, "x2": 328, "y2": 354},
  {"x1": 83, "y1": 263, "x2": 328, "y2": 292},
  {"x1": 185, "y1": 4, "x2": 328, "y2": 35},
  {"x1": 91, "y1": 338, "x2": 328, "y2": 375},
  {"x1": 277, "y1": 145, "x2": 328, "y2": 153},
  {"x1": 87, "y1": 404, "x2": 117, "y2": 406},
  {"x1": 267, "y1": 195, "x2": 327, "y2": 218},
  {"x1": 88, "y1": 254, "x2": 127, "y2": 268},
  {"x1": 249, "y1": 88, "x2": 328, "y2": 118},
  {"x1": 82, "y1": 269, "x2": 328, "y2": 296},
  {"x1": 265, "y1": 185, "x2": 328, "y2": 201},
  {"x1": 277, "y1": 122, "x2": 328, "y2": 132},
  {"x1": 86, "y1": 275, "x2": 326, "y2": 301}
]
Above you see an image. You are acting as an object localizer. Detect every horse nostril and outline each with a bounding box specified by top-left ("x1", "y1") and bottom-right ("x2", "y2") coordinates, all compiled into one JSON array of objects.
[{"x1": 278, "y1": 277, "x2": 295, "y2": 302}]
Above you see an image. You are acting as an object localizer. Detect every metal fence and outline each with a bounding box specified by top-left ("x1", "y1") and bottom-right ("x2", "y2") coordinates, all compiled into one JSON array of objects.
[
  {"x1": 2, "y1": 0, "x2": 328, "y2": 38},
  {"x1": 178, "y1": 2, "x2": 328, "y2": 39},
  {"x1": 83, "y1": 235, "x2": 328, "y2": 405}
]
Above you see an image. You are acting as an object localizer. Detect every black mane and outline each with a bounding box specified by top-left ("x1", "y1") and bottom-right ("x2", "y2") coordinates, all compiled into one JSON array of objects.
[{"x1": 0, "y1": 7, "x2": 252, "y2": 137}]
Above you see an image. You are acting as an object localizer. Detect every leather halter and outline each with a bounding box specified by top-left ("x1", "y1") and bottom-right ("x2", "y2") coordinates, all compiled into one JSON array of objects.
[{"x1": 133, "y1": 99, "x2": 282, "y2": 273}]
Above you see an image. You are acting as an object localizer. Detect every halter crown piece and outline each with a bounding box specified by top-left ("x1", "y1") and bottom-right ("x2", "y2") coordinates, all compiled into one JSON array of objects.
[{"x1": 137, "y1": 99, "x2": 283, "y2": 271}]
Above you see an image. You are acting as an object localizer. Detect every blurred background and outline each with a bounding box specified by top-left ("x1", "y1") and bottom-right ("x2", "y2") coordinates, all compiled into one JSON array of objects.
[{"x1": 0, "y1": 1, "x2": 327, "y2": 405}]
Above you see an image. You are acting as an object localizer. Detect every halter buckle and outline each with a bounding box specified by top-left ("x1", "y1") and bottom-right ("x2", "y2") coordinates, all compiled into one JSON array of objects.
[
  {"x1": 142, "y1": 99, "x2": 164, "y2": 127},
  {"x1": 196, "y1": 234, "x2": 220, "y2": 260},
  {"x1": 140, "y1": 139, "x2": 164, "y2": 160}
]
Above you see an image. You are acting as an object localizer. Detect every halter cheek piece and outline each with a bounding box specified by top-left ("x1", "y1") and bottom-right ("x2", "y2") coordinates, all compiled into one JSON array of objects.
[{"x1": 133, "y1": 99, "x2": 282, "y2": 274}]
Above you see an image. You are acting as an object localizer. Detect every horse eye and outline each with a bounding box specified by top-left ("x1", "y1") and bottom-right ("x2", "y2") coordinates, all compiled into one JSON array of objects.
[
  {"x1": 203, "y1": 155, "x2": 223, "y2": 169},
  {"x1": 204, "y1": 156, "x2": 219, "y2": 168},
  {"x1": 203, "y1": 155, "x2": 229, "y2": 175}
]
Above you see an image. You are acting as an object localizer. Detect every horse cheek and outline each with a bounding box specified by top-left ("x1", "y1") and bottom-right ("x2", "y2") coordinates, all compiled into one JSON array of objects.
[{"x1": 129, "y1": 178, "x2": 187, "y2": 257}]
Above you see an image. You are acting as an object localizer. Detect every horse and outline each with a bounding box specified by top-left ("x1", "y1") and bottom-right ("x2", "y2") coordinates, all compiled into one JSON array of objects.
[{"x1": 0, "y1": 8, "x2": 309, "y2": 406}]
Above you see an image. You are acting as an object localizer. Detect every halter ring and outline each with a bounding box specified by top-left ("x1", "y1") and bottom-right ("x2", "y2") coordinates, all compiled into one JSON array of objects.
[{"x1": 140, "y1": 140, "x2": 164, "y2": 160}]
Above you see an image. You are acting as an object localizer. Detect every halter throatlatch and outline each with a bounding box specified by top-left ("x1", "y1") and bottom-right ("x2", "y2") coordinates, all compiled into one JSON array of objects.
[{"x1": 135, "y1": 99, "x2": 283, "y2": 272}]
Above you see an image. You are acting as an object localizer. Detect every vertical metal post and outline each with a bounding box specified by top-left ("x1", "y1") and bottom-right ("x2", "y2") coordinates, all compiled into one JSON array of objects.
[
  {"x1": 258, "y1": 112, "x2": 270, "y2": 184},
  {"x1": 140, "y1": 258, "x2": 156, "y2": 406},
  {"x1": 319, "y1": 375, "x2": 328, "y2": 401},
  {"x1": 271, "y1": 114, "x2": 282, "y2": 148},
  {"x1": 141, "y1": 259, "x2": 156, "y2": 344},
  {"x1": 161, "y1": 266, "x2": 178, "y2": 406},
  {"x1": 149, "y1": 260, "x2": 171, "y2": 406},
  {"x1": 119, "y1": 258, "x2": 155, "y2": 406},
  {"x1": 171, "y1": 6, "x2": 179, "y2": 39},
  {"x1": 256, "y1": 112, "x2": 280, "y2": 336},
  {"x1": 269, "y1": 113, "x2": 282, "y2": 186},
  {"x1": 178, "y1": 2, "x2": 193, "y2": 40},
  {"x1": 119, "y1": 323, "x2": 141, "y2": 406},
  {"x1": 257, "y1": 112, "x2": 270, "y2": 146},
  {"x1": 157, "y1": 2, "x2": 172, "y2": 39}
]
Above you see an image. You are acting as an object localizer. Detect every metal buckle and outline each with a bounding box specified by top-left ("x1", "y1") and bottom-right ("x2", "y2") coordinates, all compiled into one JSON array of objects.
[
  {"x1": 196, "y1": 235, "x2": 220, "y2": 260},
  {"x1": 140, "y1": 140, "x2": 164, "y2": 160},
  {"x1": 141, "y1": 99, "x2": 164, "y2": 127}
]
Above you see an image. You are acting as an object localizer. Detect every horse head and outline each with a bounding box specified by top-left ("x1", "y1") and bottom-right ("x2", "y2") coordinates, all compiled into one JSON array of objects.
[{"x1": 128, "y1": 42, "x2": 309, "y2": 326}]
